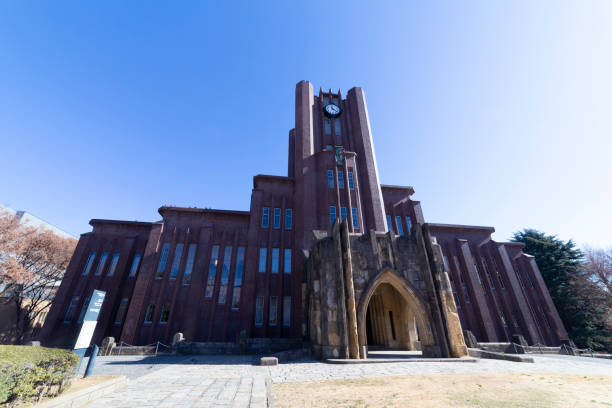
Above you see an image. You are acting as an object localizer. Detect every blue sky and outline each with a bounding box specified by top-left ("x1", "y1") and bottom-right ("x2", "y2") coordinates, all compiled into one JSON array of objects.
[{"x1": 1, "y1": 1, "x2": 610, "y2": 248}]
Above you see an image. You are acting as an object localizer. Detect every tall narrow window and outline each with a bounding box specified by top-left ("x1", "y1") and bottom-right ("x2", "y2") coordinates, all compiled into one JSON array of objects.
[
  {"x1": 283, "y1": 296, "x2": 291, "y2": 327},
  {"x1": 324, "y1": 118, "x2": 332, "y2": 135},
  {"x1": 340, "y1": 206, "x2": 347, "y2": 221},
  {"x1": 169, "y1": 243, "x2": 184, "y2": 279},
  {"x1": 156, "y1": 243, "x2": 170, "y2": 279},
  {"x1": 337, "y1": 171, "x2": 344, "y2": 189},
  {"x1": 348, "y1": 172, "x2": 355, "y2": 190},
  {"x1": 232, "y1": 247, "x2": 245, "y2": 309},
  {"x1": 129, "y1": 254, "x2": 141, "y2": 277},
  {"x1": 442, "y1": 254, "x2": 450, "y2": 272},
  {"x1": 77, "y1": 296, "x2": 90, "y2": 324},
  {"x1": 386, "y1": 215, "x2": 392, "y2": 232},
  {"x1": 114, "y1": 298, "x2": 128, "y2": 325},
  {"x1": 258, "y1": 248, "x2": 267, "y2": 273},
  {"x1": 64, "y1": 297, "x2": 79, "y2": 323},
  {"x1": 106, "y1": 253, "x2": 120, "y2": 277},
  {"x1": 498, "y1": 273, "x2": 506, "y2": 290},
  {"x1": 82, "y1": 252, "x2": 96, "y2": 276},
  {"x1": 273, "y1": 208, "x2": 281, "y2": 229},
  {"x1": 269, "y1": 296, "x2": 278, "y2": 326},
  {"x1": 483, "y1": 258, "x2": 495, "y2": 289},
  {"x1": 327, "y1": 170, "x2": 334, "y2": 188},
  {"x1": 271, "y1": 248, "x2": 280, "y2": 273},
  {"x1": 500, "y1": 311, "x2": 508, "y2": 328},
  {"x1": 329, "y1": 206, "x2": 336, "y2": 226},
  {"x1": 218, "y1": 246, "x2": 232, "y2": 304},
  {"x1": 395, "y1": 216, "x2": 404, "y2": 236},
  {"x1": 255, "y1": 296, "x2": 264, "y2": 326},
  {"x1": 284, "y1": 249, "x2": 291, "y2": 274},
  {"x1": 334, "y1": 118, "x2": 341, "y2": 135},
  {"x1": 261, "y1": 207, "x2": 269, "y2": 228},
  {"x1": 285, "y1": 208, "x2": 292, "y2": 230},
  {"x1": 95, "y1": 252, "x2": 109, "y2": 276},
  {"x1": 351, "y1": 208, "x2": 359, "y2": 229},
  {"x1": 205, "y1": 245, "x2": 220, "y2": 298},
  {"x1": 144, "y1": 304, "x2": 155, "y2": 323},
  {"x1": 183, "y1": 244, "x2": 197, "y2": 285},
  {"x1": 159, "y1": 304, "x2": 170, "y2": 324},
  {"x1": 405, "y1": 216, "x2": 412, "y2": 235}
]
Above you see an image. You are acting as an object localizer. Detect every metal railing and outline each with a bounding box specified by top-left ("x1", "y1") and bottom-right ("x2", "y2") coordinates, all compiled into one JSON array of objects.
[{"x1": 114, "y1": 340, "x2": 170, "y2": 356}]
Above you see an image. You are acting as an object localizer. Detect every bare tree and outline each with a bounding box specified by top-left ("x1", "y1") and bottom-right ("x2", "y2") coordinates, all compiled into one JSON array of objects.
[
  {"x1": 0, "y1": 210, "x2": 76, "y2": 344},
  {"x1": 584, "y1": 246, "x2": 612, "y2": 294}
]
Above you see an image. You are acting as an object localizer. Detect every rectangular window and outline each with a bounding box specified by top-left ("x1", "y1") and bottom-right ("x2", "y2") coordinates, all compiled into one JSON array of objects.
[
  {"x1": 82, "y1": 252, "x2": 96, "y2": 276},
  {"x1": 283, "y1": 296, "x2": 291, "y2": 327},
  {"x1": 183, "y1": 244, "x2": 197, "y2": 285},
  {"x1": 348, "y1": 172, "x2": 354, "y2": 190},
  {"x1": 94, "y1": 252, "x2": 109, "y2": 276},
  {"x1": 269, "y1": 296, "x2": 278, "y2": 326},
  {"x1": 231, "y1": 287, "x2": 241, "y2": 309},
  {"x1": 129, "y1": 254, "x2": 141, "y2": 278},
  {"x1": 273, "y1": 208, "x2": 281, "y2": 229},
  {"x1": 405, "y1": 216, "x2": 412, "y2": 235},
  {"x1": 271, "y1": 248, "x2": 280, "y2": 273},
  {"x1": 334, "y1": 118, "x2": 341, "y2": 135},
  {"x1": 261, "y1": 207, "x2": 269, "y2": 228},
  {"x1": 169, "y1": 243, "x2": 184, "y2": 279},
  {"x1": 327, "y1": 170, "x2": 334, "y2": 188},
  {"x1": 64, "y1": 297, "x2": 79, "y2": 323},
  {"x1": 442, "y1": 254, "x2": 450, "y2": 272},
  {"x1": 114, "y1": 298, "x2": 128, "y2": 325},
  {"x1": 77, "y1": 296, "x2": 90, "y2": 324},
  {"x1": 144, "y1": 304, "x2": 155, "y2": 323},
  {"x1": 324, "y1": 118, "x2": 332, "y2": 135},
  {"x1": 498, "y1": 273, "x2": 506, "y2": 290},
  {"x1": 284, "y1": 249, "x2": 291, "y2": 274},
  {"x1": 340, "y1": 206, "x2": 347, "y2": 221},
  {"x1": 500, "y1": 311, "x2": 508, "y2": 328},
  {"x1": 337, "y1": 171, "x2": 344, "y2": 189},
  {"x1": 107, "y1": 253, "x2": 120, "y2": 277},
  {"x1": 218, "y1": 246, "x2": 232, "y2": 304},
  {"x1": 351, "y1": 208, "x2": 359, "y2": 228},
  {"x1": 285, "y1": 208, "x2": 292, "y2": 230},
  {"x1": 232, "y1": 246, "x2": 245, "y2": 310},
  {"x1": 258, "y1": 248, "x2": 267, "y2": 273},
  {"x1": 482, "y1": 258, "x2": 495, "y2": 290},
  {"x1": 395, "y1": 216, "x2": 404, "y2": 236},
  {"x1": 386, "y1": 215, "x2": 392, "y2": 232},
  {"x1": 205, "y1": 245, "x2": 219, "y2": 298},
  {"x1": 329, "y1": 206, "x2": 336, "y2": 226},
  {"x1": 255, "y1": 296, "x2": 264, "y2": 326},
  {"x1": 160, "y1": 305, "x2": 170, "y2": 324},
  {"x1": 156, "y1": 243, "x2": 170, "y2": 279}
]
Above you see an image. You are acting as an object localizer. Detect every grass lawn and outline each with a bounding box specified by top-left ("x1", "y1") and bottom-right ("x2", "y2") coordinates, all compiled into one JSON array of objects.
[{"x1": 272, "y1": 373, "x2": 612, "y2": 408}]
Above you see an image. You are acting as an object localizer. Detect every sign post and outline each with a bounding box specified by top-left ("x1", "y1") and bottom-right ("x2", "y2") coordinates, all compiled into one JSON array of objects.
[{"x1": 73, "y1": 290, "x2": 106, "y2": 372}]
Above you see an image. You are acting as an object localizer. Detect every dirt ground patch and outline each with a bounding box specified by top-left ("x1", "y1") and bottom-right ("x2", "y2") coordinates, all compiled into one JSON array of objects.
[{"x1": 272, "y1": 373, "x2": 612, "y2": 408}]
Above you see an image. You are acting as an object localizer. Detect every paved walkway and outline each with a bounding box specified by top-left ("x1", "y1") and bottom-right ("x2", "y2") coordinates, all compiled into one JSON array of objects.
[{"x1": 83, "y1": 353, "x2": 612, "y2": 407}]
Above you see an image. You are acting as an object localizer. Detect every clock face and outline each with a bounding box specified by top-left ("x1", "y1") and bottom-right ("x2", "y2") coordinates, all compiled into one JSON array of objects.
[{"x1": 323, "y1": 102, "x2": 342, "y2": 118}]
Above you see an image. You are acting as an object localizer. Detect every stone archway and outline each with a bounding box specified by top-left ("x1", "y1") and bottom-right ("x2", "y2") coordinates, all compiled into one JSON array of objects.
[{"x1": 357, "y1": 269, "x2": 435, "y2": 356}]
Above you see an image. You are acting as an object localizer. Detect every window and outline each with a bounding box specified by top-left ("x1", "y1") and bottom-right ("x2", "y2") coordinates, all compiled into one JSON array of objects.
[
  {"x1": 497, "y1": 273, "x2": 506, "y2": 290},
  {"x1": 395, "y1": 216, "x2": 404, "y2": 236},
  {"x1": 205, "y1": 245, "x2": 220, "y2": 298},
  {"x1": 405, "y1": 216, "x2": 412, "y2": 235},
  {"x1": 442, "y1": 254, "x2": 450, "y2": 272},
  {"x1": 327, "y1": 170, "x2": 334, "y2": 188},
  {"x1": 107, "y1": 253, "x2": 120, "y2": 277},
  {"x1": 255, "y1": 296, "x2": 264, "y2": 326},
  {"x1": 285, "y1": 208, "x2": 292, "y2": 230},
  {"x1": 340, "y1": 206, "x2": 347, "y2": 221},
  {"x1": 283, "y1": 249, "x2": 292, "y2": 274},
  {"x1": 271, "y1": 248, "x2": 279, "y2": 273},
  {"x1": 144, "y1": 304, "x2": 155, "y2": 323},
  {"x1": 329, "y1": 206, "x2": 336, "y2": 226},
  {"x1": 232, "y1": 247, "x2": 245, "y2": 309},
  {"x1": 337, "y1": 171, "x2": 344, "y2": 189},
  {"x1": 64, "y1": 297, "x2": 79, "y2": 323},
  {"x1": 325, "y1": 144, "x2": 333, "y2": 151},
  {"x1": 156, "y1": 243, "x2": 170, "y2": 279},
  {"x1": 273, "y1": 208, "x2": 281, "y2": 229},
  {"x1": 218, "y1": 246, "x2": 232, "y2": 304},
  {"x1": 324, "y1": 118, "x2": 331, "y2": 135},
  {"x1": 500, "y1": 311, "x2": 508, "y2": 328},
  {"x1": 482, "y1": 258, "x2": 495, "y2": 289},
  {"x1": 258, "y1": 248, "x2": 267, "y2": 273},
  {"x1": 82, "y1": 252, "x2": 96, "y2": 276},
  {"x1": 95, "y1": 252, "x2": 109, "y2": 276},
  {"x1": 454, "y1": 293, "x2": 461, "y2": 310},
  {"x1": 77, "y1": 296, "x2": 90, "y2": 323},
  {"x1": 159, "y1": 305, "x2": 170, "y2": 324},
  {"x1": 183, "y1": 244, "x2": 197, "y2": 285},
  {"x1": 348, "y1": 172, "x2": 355, "y2": 190},
  {"x1": 334, "y1": 118, "x2": 341, "y2": 135},
  {"x1": 386, "y1": 215, "x2": 392, "y2": 232},
  {"x1": 261, "y1": 207, "x2": 269, "y2": 228},
  {"x1": 351, "y1": 208, "x2": 359, "y2": 228},
  {"x1": 283, "y1": 296, "x2": 291, "y2": 327},
  {"x1": 269, "y1": 296, "x2": 278, "y2": 326},
  {"x1": 169, "y1": 243, "x2": 184, "y2": 279},
  {"x1": 129, "y1": 254, "x2": 141, "y2": 277},
  {"x1": 114, "y1": 298, "x2": 128, "y2": 325}
]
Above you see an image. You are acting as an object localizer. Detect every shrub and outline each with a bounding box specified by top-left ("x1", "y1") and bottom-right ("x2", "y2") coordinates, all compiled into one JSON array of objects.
[{"x1": 0, "y1": 345, "x2": 79, "y2": 406}]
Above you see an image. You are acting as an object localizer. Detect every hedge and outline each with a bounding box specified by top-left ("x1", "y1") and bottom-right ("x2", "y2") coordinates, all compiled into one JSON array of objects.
[{"x1": 0, "y1": 345, "x2": 79, "y2": 406}]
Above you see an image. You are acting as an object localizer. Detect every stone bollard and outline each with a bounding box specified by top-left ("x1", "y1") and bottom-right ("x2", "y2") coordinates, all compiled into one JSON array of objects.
[
  {"x1": 171, "y1": 332, "x2": 185, "y2": 346},
  {"x1": 25, "y1": 341, "x2": 40, "y2": 347},
  {"x1": 100, "y1": 337, "x2": 116, "y2": 356},
  {"x1": 260, "y1": 357, "x2": 278, "y2": 366},
  {"x1": 463, "y1": 330, "x2": 478, "y2": 348}
]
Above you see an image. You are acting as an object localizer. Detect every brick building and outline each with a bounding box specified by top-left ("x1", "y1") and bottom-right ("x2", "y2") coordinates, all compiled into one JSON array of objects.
[{"x1": 40, "y1": 81, "x2": 569, "y2": 358}]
